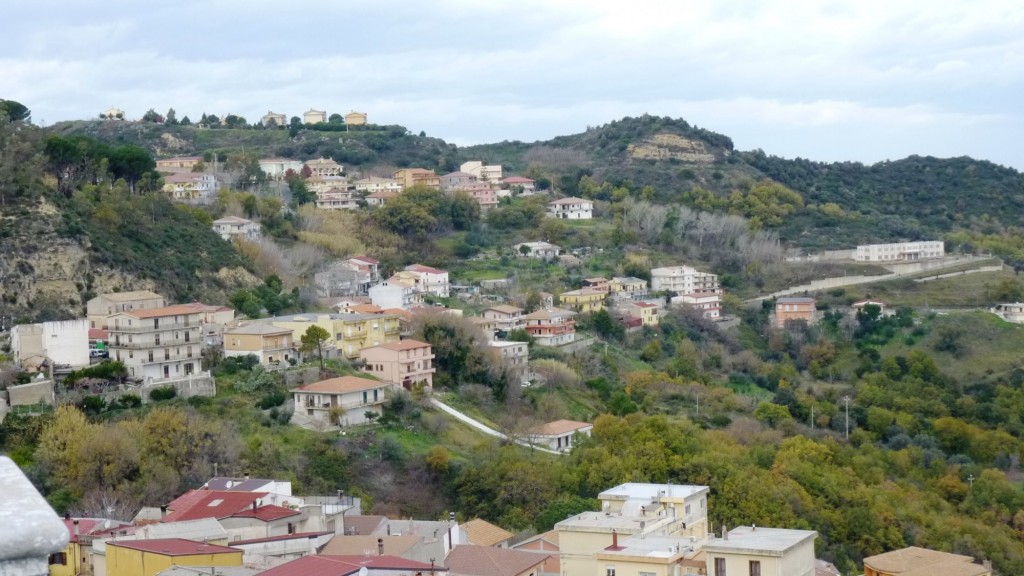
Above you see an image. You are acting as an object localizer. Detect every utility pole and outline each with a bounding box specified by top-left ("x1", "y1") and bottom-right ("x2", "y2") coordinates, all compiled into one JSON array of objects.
[
  {"x1": 843, "y1": 396, "x2": 851, "y2": 440},
  {"x1": 968, "y1": 474, "x2": 975, "y2": 489}
]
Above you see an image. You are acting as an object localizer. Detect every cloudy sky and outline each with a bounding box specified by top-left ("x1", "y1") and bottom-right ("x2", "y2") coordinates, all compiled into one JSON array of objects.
[{"x1": 2, "y1": 0, "x2": 1022, "y2": 168}]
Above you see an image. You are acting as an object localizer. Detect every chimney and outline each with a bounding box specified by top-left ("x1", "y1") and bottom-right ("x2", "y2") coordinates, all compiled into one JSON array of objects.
[
  {"x1": 377, "y1": 537, "x2": 384, "y2": 556},
  {"x1": 612, "y1": 530, "x2": 618, "y2": 548},
  {"x1": 73, "y1": 519, "x2": 80, "y2": 537},
  {"x1": 722, "y1": 524, "x2": 728, "y2": 541}
]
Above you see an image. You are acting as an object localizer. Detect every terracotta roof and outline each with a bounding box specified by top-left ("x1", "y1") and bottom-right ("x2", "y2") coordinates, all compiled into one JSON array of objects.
[
  {"x1": 405, "y1": 264, "x2": 447, "y2": 275},
  {"x1": 513, "y1": 529, "x2": 560, "y2": 549},
  {"x1": 98, "y1": 290, "x2": 163, "y2": 302},
  {"x1": 122, "y1": 304, "x2": 209, "y2": 319},
  {"x1": 62, "y1": 518, "x2": 105, "y2": 543},
  {"x1": 486, "y1": 305, "x2": 523, "y2": 315},
  {"x1": 350, "y1": 303, "x2": 384, "y2": 314},
  {"x1": 107, "y1": 538, "x2": 240, "y2": 556},
  {"x1": 339, "y1": 515, "x2": 387, "y2": 535},
  {"x1": 863, "y1": 547, "x2": 988, "y2": 576},
  {"x1": 446, "y1": 545, "x2": 548, "y2": 576},
  {"x1": 371, "y1": 339, "x2": 431, "y2": 351},
  {"x1": 535, "y1": 419, "x2": 592, "y2": 436},
  {"x1": 258, "y1": 555, "x2": 442, "y2": 576},
  {"x1": 501, "y1": 176, "x2": 535, "y2": 184},
  {"x1": 349, "y1": 255, "x2": 379, "y2": 264},
  {"x1": 88, "y1": 328, "x2": 108, "y2": 340},
  {"x1": 231, "y1": 504, "x2": 300, "y2": 522},
  {"x1": 225, "y1": 323, "x2": 291, "y2": 336},
  {"x1": 233, "y1": 531, "x2": 332, "y2": 546},
  {"x1": 296, "y1": 376, "x2": 387, "y2": 394},
  {"x1": 320, "y1": 534, "x2": 421, "y2": 556},
  {"x1": 163, "y1": 490, "x2": 268, "y2": 522},
  {"x1": 461, "y1": 518, "x2": 514, "y2": 547}
]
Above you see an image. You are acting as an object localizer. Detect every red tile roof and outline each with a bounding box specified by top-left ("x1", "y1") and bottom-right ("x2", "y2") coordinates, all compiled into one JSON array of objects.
[
  {"x1": 405, "y1": 264, "x2": 447, "y2": 275},
  {"x1": 88, "y1": 329, "x2": 108, "y2": 340},
  {"x1": 350, "y1": 255, "x2": 379, "y2": 264},
  {"x1": 446, "y1": 545, "x2": 548, "y2": 576},
  {"x1": 233, "y1": 531, "x2": 333, "y2": 546},
  {"x1": 258, "y1": 555, "x2": 443, "y2": 576},
  {"x1": 501, "y1": 176, "x2": 535, "y2": 184},
  {"x1": 107, "y1": 538, "x2": 240, "y2": 556},
  {"x1": 62, "y1": 518, "x2": 104, "y2": 543},
  {"x1": 231, "y1": 504, "x2": 300, "y2": 522},
  {"x1": 162, "y1": 490, "x2": 268, "y2": 522},
  {"x1": 296, "y1": 376, "x2": 387, "y2": 394}
]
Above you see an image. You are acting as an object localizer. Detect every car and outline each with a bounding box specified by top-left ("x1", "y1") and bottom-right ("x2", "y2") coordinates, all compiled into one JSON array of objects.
[{"x1": 90, "y1": 349, "x2": 109, "y2": 359}]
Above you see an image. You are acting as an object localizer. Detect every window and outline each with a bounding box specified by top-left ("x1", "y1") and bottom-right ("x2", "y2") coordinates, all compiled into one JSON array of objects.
[
  {"x1": 685, "y1": 504, "x2": 691, "y2": 515},
  {"x1": 749, "y1": 561, "x2": 760, "y2": 576},
  {"x1": 605, "y1": 566, "x2": 615, "y2": 576},
  {"x1": 715, "y1": 558, "x2": 726, "y2": 576}
]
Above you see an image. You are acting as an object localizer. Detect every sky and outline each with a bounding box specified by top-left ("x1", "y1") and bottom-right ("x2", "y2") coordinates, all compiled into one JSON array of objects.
[{"x1": 1, "y1": 0, "x2": 1022, "y2": 169}]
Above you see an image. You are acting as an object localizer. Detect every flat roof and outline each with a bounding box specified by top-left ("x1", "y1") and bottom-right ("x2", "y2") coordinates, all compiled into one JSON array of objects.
[
  {"x1": 598, "y1": 483, "x2": 709, "y2": 501},
  {"x1": 556, "y1": 511, "x2": 674, "y2": 533},
  {"x1": 703, "y1": 526, "x2": 816, "y2": 555}
]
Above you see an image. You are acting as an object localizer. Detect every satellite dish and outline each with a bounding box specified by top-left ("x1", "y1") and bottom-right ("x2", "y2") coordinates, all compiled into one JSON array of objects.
[{"x1": 359, "y1": 567, "x2": 369, "y2": 576}]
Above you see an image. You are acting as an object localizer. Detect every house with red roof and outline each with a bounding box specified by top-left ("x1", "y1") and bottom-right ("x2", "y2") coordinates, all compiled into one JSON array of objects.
[
  {"x1": 500, "y1": 176, "x2": 537, "y2": 194},
  {"x1": 161, "y1": 490, "x2": 306, "y2": 542},
  {"x1": 292, "y1": 376, "x2": 391, "y2": 429},
  {"x1": 258, "y1": 554, "x2": 443, "y2": 576},
  {"x1": 445, "y1": 545, "x2": 549, "y2": 576},
  {"x1": 400, "y1": 264, "x2": 450, "y2": 298},
  {"x1": 528, "y1": 420, "x2": 593, "y2": 452},
  {"x1": 105, "y1": 539, "x2": 242, "y2": 576}
]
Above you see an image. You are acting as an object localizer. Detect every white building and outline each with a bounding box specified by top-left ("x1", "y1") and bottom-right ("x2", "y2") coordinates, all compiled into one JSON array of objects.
[
  {"x1": 487, "y1": 340, "x2": 529, "y2": 376},
  {"x1": 529, "y1": 419, "x2": 592, "y2": 452},
  {"x1": 460, "y1": 161, "x2": 502, "y2": 182},
  {"x1": 353, "y1": 177, "x2": 403, "y2": 195},
  {"x1": 368, "y1": 281, "x2": 421, "y2": 310},
  {"x1": 315, "y1": 188, "x2": 360, "y2": 210},
  {"x1": 259, "y1": 158, "x2": 304, "y2": 179},
  {"x1": 991, "y1": 302, "x2": 1024, "y2": 324},
  {"x1": 547, "y1": 197, "x2": 593, "y2": 219},
  {"x1": 523, "y1": 308, "x2": 577, "y2": 347},
  {"x1": 212, "y1": 216, "x2": 262, "y2": 241},
  {"x1": 163, "y1": 173, "x2": 218, "y2": 201},
  {"x1": 854, "y1": 240, "x2": 944, "y2": 262},
  {"x1": 10, "y1": 319, "x2": 90, "y2": 371},
  {"x1": 703, "y1": 525, "x2": 817, "y2": 576},
  {"x1": 401, "y1": 264, "x2": 450, "y2": 298},
  {"x1": 651, "y1": 265, "x2": 723, "y2": 319},
  {"x1": 260, "y1": 111, "x2": 287, "y2": 127},
  {"x1": 514, "y1": 241, "x2": 561, "y2": 260}
]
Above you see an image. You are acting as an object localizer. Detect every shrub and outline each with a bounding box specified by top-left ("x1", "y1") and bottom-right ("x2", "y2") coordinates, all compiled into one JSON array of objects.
[
  {"x1": 79, "y1": 395, "x2": 107, "y2": 415},
  {"x1": 257, "y1": 389, "x2": 287, "y2": 409},
  {"x1": 115, "y1": 394, "x2": 142, "y2": 409},
  {"x1": 149, "y1": 386, "x2": 178, "y2": 402}
]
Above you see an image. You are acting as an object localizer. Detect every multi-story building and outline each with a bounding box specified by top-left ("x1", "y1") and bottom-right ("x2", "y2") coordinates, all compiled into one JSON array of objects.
[
  {"x1": 621, "y1": 301, "x2": 660, "y2": 327},
  {"x1": 315, "y1": 188, "x2": 360, "y2": 210},
  {"x1": 854, "y1": 241, "x2": 944, "y2": 262},
  {"x1": 260, "y1": 111, "x2": 287, "y2": 127},
  {"x1": 773, "y1": 296, "x2": 818, "y2": 328},
  {"x1": 107, "y1": 304, "x2": 206, "y2": 381},
  {"x1": 523, "y1": 308, "x2": 577, "y2": 347},
  {"x1": 223, "y1": 323, "x2": 296, "y2": 366},
  {"x1": 369, "y1": 281, "x2": 422, "y2": 310},
  {"x1": 460, "y1": 161, "x2": 502, "y2": 182},
  {"x1": 392, "y1": 168, "x2": 441, "y2": 190},
  {"x1": 651, "y1": 265, "x2": 723, "y2": 319},
  {"x1": 547, "y1": 197, "x2": 593, "y2": 219},
  {"x1": 155, "y1": 156, "x2": 202, "y2": 173},
  {"x1": 487, "y1": 340, "x2": 529, "y2": 379},
  {"x1": 259, "y1": 157, "x2": 304, "y2": 179},
  {"x1": 483, "y1": 305, "x2": 525, "y2": 333},
  {"x1": 455, "y1": 182, "x2": 498, "y2": 211},
  {"x1": 303, "y1": 109, "x2": 327, "y2": 124},
  {"x1": 163, "y1": 172, "x2": 217, "y2": 201},
  {"x1": 703, "y1": 526, "x2": 817, "y2": 576},
  {"x1": 360, "y1": 340, "x2": 435, "y2": 390},
  {"x1": 344, "y1": 111, "x2": 368, "y2": 125},
  {"x1": 353, "y1": 176, "x2": 403, "y2": 195},
  {"x1": 559, "y1": 288, "x2": 606, "y2": 313},
  {"x1": 401, "y1": 264, "x2": 450, "y2": 298},
  {"x1": 609, "y1": 276, "x2": 649, "y2": 299},
  {"x1": 10, "y1": 319, "x2": 89, "y2": 372},
  {"x1": 439, "y1": 171, "x2": 478, "y2": 191},
  {"x1": 87, "y1": 290, "x2": 166, "y2": 329},
  {"x1": 263, "y1": 312, "x2": 401, "y2": 359},
  {"x1": 292, "y1": 376, "x2": 390, "y2": 428},
  {"x1": 212, "y1": 216, "x2": 262, "y2": 241},
  {"x1": 304, "y1": 157, "x2": 343, "y2": 177}
]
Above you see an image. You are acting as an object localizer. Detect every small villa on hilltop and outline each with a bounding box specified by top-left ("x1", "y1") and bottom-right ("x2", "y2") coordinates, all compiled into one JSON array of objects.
[{"x1": 547, "y1": 197, "x2": 593, "y2": 219}]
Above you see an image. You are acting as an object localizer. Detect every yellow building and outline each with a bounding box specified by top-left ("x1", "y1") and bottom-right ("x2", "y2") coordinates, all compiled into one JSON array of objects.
[
  {"x1": 392, "y1": 168, "x2": 441, "y2": 190},
  {"x1": 51, "y1": 518, "x2": 125, "y2": 576},
  {"x1": 223, "y1": 323, "x2": 296, "y2": 366},
  {"x1": 344, "y1": 111, "x2": 368, "y2": 125},
  {"x1": 625, "y1": 301, "x2": 660, "y2": 326},
  {"x1": 609, "y1": 276, "x2": 648, "y2": 298},
  {"x1": 106, "y1": 538, "x2": 242, "y2": 576},
  {"x1": 559, "y1": 288, "x2": 607, "y2": 313},
  {"x1": 703, "y1": 526, "x2": 817, "y2": 576},
  {"x1": 264, "y1": 312, "x2": 401, "y2": 359}
]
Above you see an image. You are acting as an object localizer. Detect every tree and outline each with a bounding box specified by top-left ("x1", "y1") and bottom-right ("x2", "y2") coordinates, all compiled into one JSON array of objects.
[
  {"x1": 328, "y1": 113, "x2": 343, "y2": 124},
  {"x1": 0, "y1": 99, "x2": 30, "y2": 122},
  {"x1": 179, "y1": 115, "x2": 191, "y2": 126},
  {"x1": 108, "y1": 145, "x2": 156, "y2": 193},
  {"x1": 300, "y1": 325, "x2": 331, "y2": 371},
  {"x1": 141, "y1": 108, "x2": 163, "y2": 123},
  {"x1": 165, "y1": 108, "x2": 178, "y2": 125}
]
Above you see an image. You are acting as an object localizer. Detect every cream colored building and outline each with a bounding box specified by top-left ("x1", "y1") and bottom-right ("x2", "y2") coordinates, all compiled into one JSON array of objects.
[
  {"x1": 261, "y1": 111, "x2": 287, "y2": 127},
  {"x1": 304, "y1": 157, "x2": 343, "y2": 177},
  {"x1": 224, "y1": 323, "x2": 296, "y2": 366},
  {"x1": 163, "y1": 172, "x2": 217, "y2": 201},
  {"x1": 292, "y1": 375, "x2": 390, "y2": 428},
  {"x1": 622, "y1": 301, "x2": 660, "y2": 326},
  {"x1": 87, "y1": 291, "x2": 166, "y2": 329},
  {"x1": 212, "y1": 216, "x2": 262, "y2": 241},
  {"x1": 523, "y1": 308, "x2": 576, "y2": 347},
  {"x1": 360, "y1": 339, "x2": 435, "y2": 390},
  {"x1": 303, "y1": 109, "x2": 327, "y2": 124},
  {"x1": 259, "y1": 157, "x2": 304, "y2": 179},
  {"x1": 354, "y1": 176, "x2": 403, "y2": 195},
  {"x1": 344, "y1": 111, "x2": 368, "y2": 125},
  {"x1": 610, "y1": 276, "x2": 649, "y2": 299},
  {"x1": 107, "y1": 304, "x2": 205, "y2": 381},
  {"x1": 854, "y1": 240, "x2": 944, "y2": 262},
  {"x1": 651, "y1": 265, "x2": 722, "y2": 319},
  {"x1": 703, "y1": 525, "x2": 817, "y2": 576},
  {"x1": 263, "y1": 312, "x2": 401, "y2": 359},
  {"x1": 393, "y1": 168, "x2": 441, "y2": 190},
  {"x1": 483, "y1": 305, "x2": 525, "y2": 332},
  {"x1": 460, "y1": 161, "x2": 502, "y2": 182},
  {"x1": 315, "y1": 188, "x2": 360, "y2": 210},
  {"x1": 559, "y1": 288, "x2": 606, "y2": 313},
  {"x1": 155, "y1": 156, "x2": 202, "y2": 172},
  {"x1": 10, "y1": 319, "x2": 89, "y2": 371},
  {"x1": 530, "y1": 419, "x2": 591, "y2": 452}
]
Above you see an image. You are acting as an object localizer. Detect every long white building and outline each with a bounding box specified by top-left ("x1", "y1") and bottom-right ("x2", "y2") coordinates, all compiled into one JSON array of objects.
[
  {"x1": 854, "y1": 241, "x2": 944, "y2": 262},
  {"x1": 650, "y1": 265, "x2": 723, "y2": 319}
]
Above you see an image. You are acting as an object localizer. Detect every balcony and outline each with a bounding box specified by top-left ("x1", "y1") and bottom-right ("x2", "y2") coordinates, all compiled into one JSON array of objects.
[
  {"x1": 110, "y1": 340, "x2": 196, "y2": 350},
  {"x1": 109, "y1": 321, "x2": 201, "y2": 333}
]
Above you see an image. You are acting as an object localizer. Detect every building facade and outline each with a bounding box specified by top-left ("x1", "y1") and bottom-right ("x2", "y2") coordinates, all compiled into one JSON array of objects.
[
  {"x1": 212, "y1": 216, "x2": 262, "y2": 241},
  {"x1": 703, "y1": 526, "x2": 817, "y2": 576},
  {"x1": 224, "y1": 323, "x2": 296, "y2": 366},
  {"x1": 547, "y1": 197, "x2": 593, "y2": 219},
  {"x1": 107, "y1": 305, "x2": 206, "y2": 381},
  {"x1": 292, "y1": 376, "x2": 390, "y2": 428},
  {"x1": 773, "y1": 297, "x2": 818, "y2": 328},
  {"x1": 523, "y1": 308, "x2": 577, "y2": 347},
  {"x1": 360, "y1": 340, "x2": 435, "y2": 390},
  {"x1": 854, "y1": 241, "x2": 945, "y2": 262}
]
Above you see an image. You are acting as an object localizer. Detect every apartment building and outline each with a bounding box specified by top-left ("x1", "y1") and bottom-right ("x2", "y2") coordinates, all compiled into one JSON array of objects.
[
  {"x1": 259, "y1": 158, "x2": 304, "y2": 179},
  {"x1": 651, "y1": 265, "x2": 723, "y2": 319},
  {"x1": 609, "y1": 276, "x2": 649, "y2": 299},
  {"x1": 483, "y1": 305, "x2": 525, "y2": 333},
  {"x1": 107, "y1": 305, "x2": 205, "y2": 381},
  {"x1": 304, "y1": 157, "x2": 343, "y2": 177},
  {"x1": 460, "y1": 161, "x2": 502, "y2": 182},
  {"x1": 263, "y1": 312, "x2": 401, "y2": 359},
  {"x1": 392, "y1": 168, "x2": 441, "y2": 190},
  {"x1": 400, "y1": 264, "x2": 451, "y2": 298},
  {"x1": 559, "y1": 288, "x2": 606, "y2": 313},
  {"x1": 353, "y1": 176, "x2": 403, "y2": 195},
  {"x1": 87, "y1": 290, "x2": 166, "y2": 329},
  {"x1": 854, "y1": 241, "x2": 944, "y2": 262},
  {"x1": 487, "y1": 340, "x2": 529, "y2": 379},
  {"x1": 223, "y1": 323, "x2": 296, "y2": 366},
  {"x1": 360, "y1": 340, "x2": 436, "y2": 390},
  {"x1": 522, "y1": 308, "x2": 577, "y2": 347},
  {"x1": 547, "y1": 197, "x2": 593, "y2": 219}
]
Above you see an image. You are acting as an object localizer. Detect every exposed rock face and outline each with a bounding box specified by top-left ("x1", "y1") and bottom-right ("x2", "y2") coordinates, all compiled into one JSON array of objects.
[{"x1": 627, "y1": 133, "x2": 720, "y2": 163}]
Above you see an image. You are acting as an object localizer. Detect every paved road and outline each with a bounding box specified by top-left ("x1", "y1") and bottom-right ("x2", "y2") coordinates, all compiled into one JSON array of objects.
[{"x1": 428, "y1": 397, "x2": 564, "y2": 456}]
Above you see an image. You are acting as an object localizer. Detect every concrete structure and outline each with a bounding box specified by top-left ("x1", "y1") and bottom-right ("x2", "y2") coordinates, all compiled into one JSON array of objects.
[
  {"x1": 344, "y1": 111, "x2": 368, "y2": 126},
  {"x1": 652, "y1": 265, "x2": 722, "y2": 319},
  {"x1": 483, "y1": 305, "x2": 525, "y2": 333},
  {"x1": 559, "y1": 288, "x2": 606, "y2": 313},
  {"x1": 360, "y1": 340, "x2": 435, "y2": 390},
  {"x1": 522, "y1": 308, "x2": 577, "y2": 347},
  {"x1": 514, "y1": 241, "x2": 561, "y2": 260},
  {"x1": 259, "y1": 158, "x2": 304, "y2": 179},
  {"x1": 353, "y1": 177, "x2": 402, "y2": 195},
  {"x1": 530, "y1": 420, "x2": 592, "y2": 452},
  {"x1": 609, "y1": 276, "x2": 649, "y2": 299},
  {"x1": 260, "y1": 111, "x2": 287, "y2": 127},
  {"x1": 316, "y1": 188, "x2": 360, "y2": 210},
  {"x1": 223, "y1": 323, "x2": 296, "y2": 366},
  {"x1": 401, "y1": 265, "x2": 450, "y2": 298},
  {"x1": 303, "y1": 109, "x2": 327, "y2": 124},
  {"x1": 457, "y1": 182, "x2": 498, "y2": 211},
  {"x1": 0, "y1": 456, "x2": 70, "y2": 576},
  {"x1": 440, "y1": 171, "x2": 478, "y2": 191},
  {"x1": 87, "y1": 291, "x2": 166, "y2": 329},
  {"x1": 212, "y1": 216, "x2": 262, "y2": 242},
  {"x1": 460, "y1": 161, "x2": 502, "y2": 183},
  {"x1": 511, "y1": 531, "x2": 560, "y2": 576},
  {"x1": 155, "y1": 156, "x2": 202, "y2": 172},
  {"x1": 621, "y1": 301, "x2": 660, "y2": 327},
  {"x1": 304, "y1": 157, "x2": 343, "y2": 177},
  {"x1": 107, "y1": 305, "x2": 206, "y2": 381},
  {"x1": 392, "y1": 168, "x2": 441, "y2": 190},
  {"x1": 101, "y1": 107, "x2": 125, "y2": 120},
  {"x1": 105, "y1": 539, "x2": 242, "y2": 576},
  {"x1": 703, "y1": 525, "x2": 817, "y2": 576},
  {"x1": 7, "y1": 379, "x2": 55, "y2": 409},
  {"x1": 262, "y1": 312, "x2": 401, "y2": 359},
  {"x1": 773, "y1": 297, "x2": 818, "y2": 328},
  {"x1": 547, "y1": 197, "x2": 593, "y2": 219},
  {"x1": 862, "y1": 546, "x2": 991, "y2": 576},
  {"x1": 854, "y1": 240, "x2": 944, "y2": 262},
  {"x1": 10, "y1": 319, "x2": 89, "y2": 371},
  {"x1": 500, "y1": 176, "x2": 536, "y2": 194},
  {"x1": 369, "y1": 282, "x2": 421, "y2": 310},
  {"x1": 487, "y1": 341, "x2": 529, "y2": 379},
  {"x1": 292, "y1": 376, "x2": 390, "y2": 428},
  {"x1": 556, "y1": 483, "x2": 711, "y2": 576},
  {"x1": 163, "y1": 173, "x2": 217, "y2": 201},
  {"x1": 990, "y1": 302, "x2": 1024, "y2": 324}
]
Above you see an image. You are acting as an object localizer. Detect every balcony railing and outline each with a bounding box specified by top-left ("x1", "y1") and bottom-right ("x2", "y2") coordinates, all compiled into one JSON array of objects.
[
  {"x1": 110, "y1": 340, "x2": 195, "y2": 350},
  {"x1": 109, "y1": 321, "x2": 202, "y2": 333}
]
